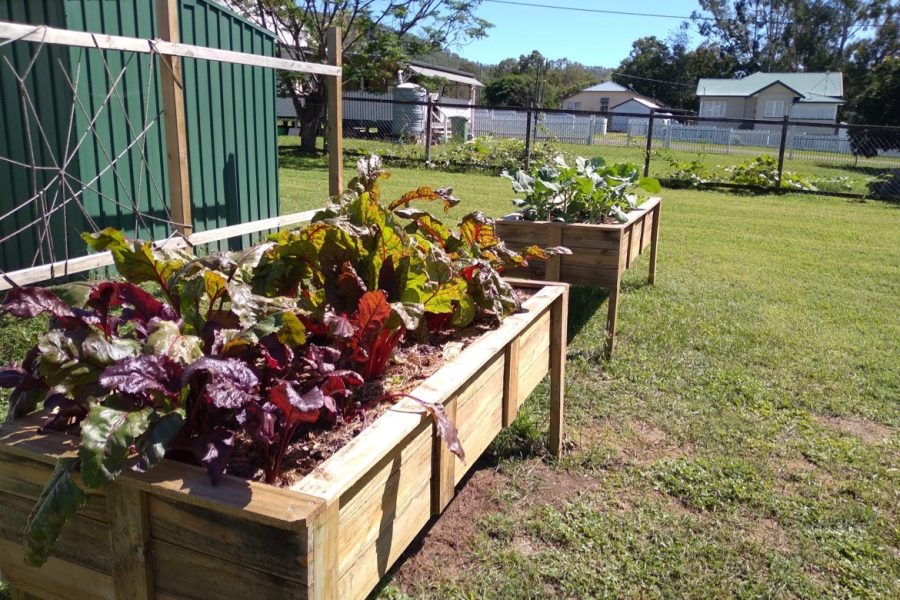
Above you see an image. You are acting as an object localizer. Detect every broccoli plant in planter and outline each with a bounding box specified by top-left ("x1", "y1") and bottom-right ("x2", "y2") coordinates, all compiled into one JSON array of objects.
[
  {"x1": 496, "y1": 155, "x2": 664, "y2": 356},
  {"x1": 0, "y1": 156, "x2": 570, "y2": 597}
]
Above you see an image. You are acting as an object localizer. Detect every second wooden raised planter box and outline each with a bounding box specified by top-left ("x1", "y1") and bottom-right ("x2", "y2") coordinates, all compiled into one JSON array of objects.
[
  {"x1": 496, "y1": 197, "x2": 661, "y2": 355},
  {"x1": 0, "y1": 280, "x2": 568, "y2": 600}
]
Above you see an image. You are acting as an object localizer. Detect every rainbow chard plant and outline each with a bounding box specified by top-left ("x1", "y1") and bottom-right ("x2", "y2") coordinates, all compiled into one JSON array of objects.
[{"x1": 0, "y1": 155, "x2": 566, "y2": 567}]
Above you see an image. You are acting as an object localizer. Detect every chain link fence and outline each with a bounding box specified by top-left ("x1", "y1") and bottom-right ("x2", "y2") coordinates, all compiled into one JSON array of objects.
[{"x1": 277, "y1": 95, "x2": 900, "y2": 201}]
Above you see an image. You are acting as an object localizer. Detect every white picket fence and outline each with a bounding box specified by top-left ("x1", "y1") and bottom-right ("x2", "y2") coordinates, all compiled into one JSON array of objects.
[
  {"x1": 625, "y1": 119, "x2": 865, "y2": 156},
  {"x1": 471, "y1": 109, "x2": 605, "y2": 144}
]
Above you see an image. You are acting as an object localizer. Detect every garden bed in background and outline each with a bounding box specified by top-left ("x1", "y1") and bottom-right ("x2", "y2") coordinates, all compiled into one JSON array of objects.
[{"x1": 497, "y1": 197, "x2": 661, "y2": 355}]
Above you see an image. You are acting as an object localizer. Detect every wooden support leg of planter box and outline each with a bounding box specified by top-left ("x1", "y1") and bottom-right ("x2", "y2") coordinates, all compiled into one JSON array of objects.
[
  {"x1": 549, "y1": 287, "x2": 568, "y2": 457},
  {"x1": 502, "y1": 339, "x2": 520, "y2": 427},
  {"x1": 107, "y1": 484, "x2": 153, "y2": 599},
  {"x1": 606, "y1": 277, "x2": 621, "y2": 357},
  {"x1": 432, "y1": 396, "x2": 458, "y2": 515},
  {"x1": 310, "y1": 502, "x2": 339, "y2": 600},
  {"x1": 648, "y1": 202, "x2": 661, "y2": 285}
]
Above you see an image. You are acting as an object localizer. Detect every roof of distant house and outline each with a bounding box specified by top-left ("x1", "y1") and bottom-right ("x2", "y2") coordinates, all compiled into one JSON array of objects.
[
  {"x1": 696, "y1": 72, "x2": 844, "y2": 101},
  {"x1": 582, "y1": 81, "x2": 630, "y2": 93},
  {"x1": 409, "y1": 61, "x2": 483, "y2": 87},
  {"x1": 610, "y1": 97, "x2": 662, "y2": 110}
]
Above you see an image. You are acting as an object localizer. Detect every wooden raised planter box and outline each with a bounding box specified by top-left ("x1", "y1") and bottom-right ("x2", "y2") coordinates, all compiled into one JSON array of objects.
[
  {"x1": 496, "y1": 197, "x2": 661, "y2": 355},
  {"x1": 0, "y1": 280, "x2": 568, "y2": 600}
]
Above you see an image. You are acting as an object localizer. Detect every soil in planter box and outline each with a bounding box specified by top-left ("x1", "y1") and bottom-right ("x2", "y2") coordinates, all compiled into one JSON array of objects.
[{"x1": 226, "y1": 287, "x2": 536, "y2": 487}]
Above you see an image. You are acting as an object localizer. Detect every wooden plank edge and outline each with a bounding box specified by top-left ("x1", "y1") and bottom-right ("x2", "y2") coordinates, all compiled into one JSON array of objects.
[
  {"x1": 0, "y1": 22, "x2": 341, "y2": 77},
  {"x1": 0, "y1": 417, "x2": 324, "y2": 531}
]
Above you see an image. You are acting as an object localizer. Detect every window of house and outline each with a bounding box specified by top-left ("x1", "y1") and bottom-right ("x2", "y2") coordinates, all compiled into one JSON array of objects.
[
  {"x1": 600, "y1": 97, "x2": 610, "y2": 112},
  {"x1": 764, "y1": 100, "x2": 785, "y2": 118},
  {"x1": 793, "y1": 104, "x2": 833, "y2": 120},
  {"x1": 566, "y1": 101, "x2": 581, "y2": 110},
  {"x1": 699, "y1": 100, "x2": 726, "y2": 118}
]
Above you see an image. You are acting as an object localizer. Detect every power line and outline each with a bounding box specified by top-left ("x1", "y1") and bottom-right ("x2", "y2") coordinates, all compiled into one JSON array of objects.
[
  {"x1": 611, "y1": 72, "x2": 695, "y2": 88},
  {"x1": 481, "y1": 0, "x2": 796, "y2": 25},
  {"x1": 481, "y1": 0, "x2": 708, "y2": 21}
]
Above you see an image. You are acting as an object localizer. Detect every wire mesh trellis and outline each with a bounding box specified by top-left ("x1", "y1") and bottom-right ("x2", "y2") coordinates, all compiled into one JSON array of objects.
[
  {"x1": 0, "y1": 10, "x2": 334, "y2": 289},
  {"x1": 0, "y1": 26, "x2": 180, "y2": 283}
]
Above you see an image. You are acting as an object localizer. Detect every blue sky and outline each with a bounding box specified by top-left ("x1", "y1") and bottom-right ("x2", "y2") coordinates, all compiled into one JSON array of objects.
[{"x1": 453, "y1": 0, "x2": 703, "y2": 67}]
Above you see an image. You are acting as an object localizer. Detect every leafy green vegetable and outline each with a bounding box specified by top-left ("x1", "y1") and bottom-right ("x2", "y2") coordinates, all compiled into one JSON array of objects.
[
  {"x1": 23, "y1": 457, "x2": 86, "y2": 566},
  {"x1": 502, "y1": 155, "x2": 659, "y2": 224}
]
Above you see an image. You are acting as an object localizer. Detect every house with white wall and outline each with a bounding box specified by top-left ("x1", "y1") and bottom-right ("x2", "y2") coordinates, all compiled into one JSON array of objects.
[
  {"x1": 563, "y1": 81, "x2": 658, "y2": 114},
  {"x1": 695, "y1": 72, "x2": 843, "y2": 130}
]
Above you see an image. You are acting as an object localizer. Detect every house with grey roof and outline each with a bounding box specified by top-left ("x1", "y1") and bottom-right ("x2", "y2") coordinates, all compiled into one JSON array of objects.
[
  {"x1": 695, "y1": 72, "x2": 843, "y2": 129},
  {"x1": 563, "y1": 81, "x2": 660, "y2": 114}
]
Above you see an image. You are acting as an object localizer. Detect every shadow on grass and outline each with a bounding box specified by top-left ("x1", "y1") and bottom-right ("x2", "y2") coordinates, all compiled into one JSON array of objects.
[
  {"x1": 818, "y1": 163, "x2": 887, "y2": 177},
  {"x1": 278, "y1": 149, "x2": 331, "y2": 172},
  {"x1": 567, "y1": 285, "x2": 608, "y2": 340}
]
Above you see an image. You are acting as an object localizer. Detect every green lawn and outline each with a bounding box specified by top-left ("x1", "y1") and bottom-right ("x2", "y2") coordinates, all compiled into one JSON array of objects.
[{"x1": 1, "y1": 157, "x2": 898, "y2": 599}]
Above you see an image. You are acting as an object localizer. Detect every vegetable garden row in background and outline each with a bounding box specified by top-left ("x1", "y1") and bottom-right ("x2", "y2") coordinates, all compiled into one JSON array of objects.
[{"x1": 293, "y1": 135, "x2": 897, "y2": 198}]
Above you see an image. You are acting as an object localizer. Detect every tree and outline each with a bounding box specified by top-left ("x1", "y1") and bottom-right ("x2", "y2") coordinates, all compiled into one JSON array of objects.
[
  {"x1": 482, "y1": 51, "x2": 599, "y2": 108},
  {"x1": 232, "y1": 1, "x2": 491, "y2": 151},
  {"x1": 691, "y1": 0, "x2": 886, "y2": 74},
  {"x1": 482, "y1": 73, "x2": 535, "y2": 106},
  {"x1": 614, "y1": 36, "x2": 736, "y2": 110},
  {"x1": 692, "y1": 0, "x2": 798, "y2": 74}
]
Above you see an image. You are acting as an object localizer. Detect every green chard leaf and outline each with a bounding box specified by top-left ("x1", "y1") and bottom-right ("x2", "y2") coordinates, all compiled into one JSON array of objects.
[
  {"x1": 134, "y1": 410, "x2": 185, "y2": 472},
  {"x1": 82, "y1": 228, "x2": 187, "y2": 289},
  {"x1": 79, "y1": 405, "x2": 152, "y2": 488},
  {"x1": 24, "y1": 457, "x2": 87, "y2": 566},
  {"x1": 144, "y1": 320, "x2": 203, "y2": 364}
]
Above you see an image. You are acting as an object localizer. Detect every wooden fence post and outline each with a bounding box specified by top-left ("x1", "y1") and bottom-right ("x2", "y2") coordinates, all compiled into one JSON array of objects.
[
  {"x1": 326, "y1": 27, "x2": 343, "y2": 196},
  {"x1": 643, "y1": 109, "x2": 655, "y2": 178},
  {"x1": 157, "y1": 0, "x2": 192, "y2": 236}
]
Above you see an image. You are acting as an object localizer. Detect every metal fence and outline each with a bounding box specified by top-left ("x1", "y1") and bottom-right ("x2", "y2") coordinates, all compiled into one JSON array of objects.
[{"x1": 277, "y1": 95, "x2": 900, "y2": 200}]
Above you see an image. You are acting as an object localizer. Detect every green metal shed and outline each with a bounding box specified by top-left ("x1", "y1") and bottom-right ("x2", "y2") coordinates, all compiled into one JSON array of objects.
[{"x1": 0, "y1": 0, "x2": 278, "y2": 273}]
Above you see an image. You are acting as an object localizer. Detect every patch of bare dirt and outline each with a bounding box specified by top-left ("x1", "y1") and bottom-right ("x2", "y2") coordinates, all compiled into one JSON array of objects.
[
  {"x1": 389, "y1": 456, "x2": 608, "y2": 590},
  {"x1": 623, "y1": 419, "x2": 693, "y2": 465},
  {"x1": 746, "y1": 517, "x2": 792, "y2": 551},
  {"x1": 512, "y1": 460, "x2": 606, "y2": 508},
  {"x1": 389, "y1": 467, "x2": 511, "y2": 589},
  {"x1": 814, "y1": 415, "x2": 895, "y2": 445}
]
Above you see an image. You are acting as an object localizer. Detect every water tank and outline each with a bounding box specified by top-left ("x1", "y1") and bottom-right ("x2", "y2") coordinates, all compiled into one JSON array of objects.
[
  {"x1": 595, "y1": 116, "x2": 608, "y2": 136},
  {"x1": 392, "y1": 83, "x2": 427, "y2": 138}
]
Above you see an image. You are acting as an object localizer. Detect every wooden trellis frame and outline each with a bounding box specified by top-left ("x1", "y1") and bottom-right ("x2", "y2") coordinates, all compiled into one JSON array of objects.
[{"x1": 0, "y1": 12, "x2": 343, "y2": 291}]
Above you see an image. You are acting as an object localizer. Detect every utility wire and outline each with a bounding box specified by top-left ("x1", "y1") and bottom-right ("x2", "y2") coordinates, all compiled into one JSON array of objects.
[
  {"x1": 611, "y1": 72, "x2": 696, "y2": 88},
  {"x1": 481, "y1": 0, "x2": 795, "y2": 24}
]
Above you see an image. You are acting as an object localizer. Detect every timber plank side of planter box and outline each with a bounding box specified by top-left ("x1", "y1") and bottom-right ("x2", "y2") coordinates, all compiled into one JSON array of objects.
[
  {"x1": 0, "y1": 281, "x2": 568, "y2": 600},
  {"x1": 495, "y1": 197, "x2": 661, "y2": 355}
]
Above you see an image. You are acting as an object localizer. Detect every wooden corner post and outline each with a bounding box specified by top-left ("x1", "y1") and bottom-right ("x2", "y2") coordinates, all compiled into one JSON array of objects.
[
  {"x1": 107, "y1": 484, "x2": 154, "y2": 599},
  {"x1": 326, "y1": 27, "x2": 343, "y2": 196},
  {"x1": 549, "y1": 285, "x2": 568, "y2": 457},
  {"x1": 648, "y1": 200, "x2": 661, "y2": 285},
  {"x1": 157, "y1": 0, "x2": 193, "y2": 236}
]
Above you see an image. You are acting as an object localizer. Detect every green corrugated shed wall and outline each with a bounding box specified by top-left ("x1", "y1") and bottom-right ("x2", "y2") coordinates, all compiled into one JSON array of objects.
[{"x1": 0, "y1": 0, "x2": 278, "y2": 272}]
